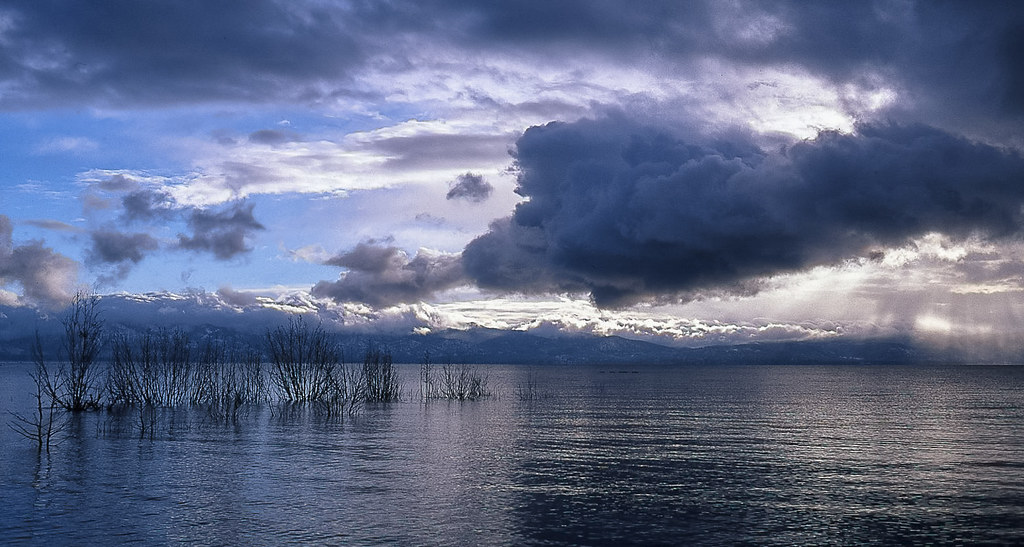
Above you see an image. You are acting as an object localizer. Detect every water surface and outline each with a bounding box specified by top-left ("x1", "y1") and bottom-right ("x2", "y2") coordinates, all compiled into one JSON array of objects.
[{"x1": 2, "y1": 363, "x2": 1023, "y2": 545}]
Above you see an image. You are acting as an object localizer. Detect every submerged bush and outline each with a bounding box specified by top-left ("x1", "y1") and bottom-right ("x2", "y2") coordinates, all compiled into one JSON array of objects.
[
  {"x1": 108, "y1": 330, "x2": 269, "y2": 406},
  {"x1": 202, "y1": 349, "x2": 269, "y2": 413},
  {"x1": 420, "y1": 353, "x2": 489, "y2": 401},
  {"x1": 420, "y1": 353, "x2": 439, "y2": 399},
  {"x1": 439, "y1": 363, "x2": 489, "y2": 400},
  {"x1": 266, "y1": 317, "x2": 339, "y2": 403},
  {"x1": 108, "y1": 329, "x2": 197, "y2": 407},
  {"x1": 514, "y1": 369, "x2": 544, "y2": 401},
  {"x1": 45, "y1": 292, "x2": 106, "y2": 412},
  {"x1": 16, "y1": 309, "x2": 429, "y2": 446},
  {"x1": 7, "y1": 334, "x2": 68, "y2": 452},
  {"x1": 265, "y1": 317, "x2": 368, "y2": 414},
  {"x1": 363, "y1": 347, "x2": 401, "y2": 402},
  {"x1": 105, "y1": 329, "x2": 271, "y2": 434}
]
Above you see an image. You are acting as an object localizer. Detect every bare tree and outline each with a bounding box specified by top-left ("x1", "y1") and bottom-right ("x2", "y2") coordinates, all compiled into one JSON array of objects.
[
  {"x1": 363, "y1": 346, "x2": 401, "y2": 402},
  {"x1": 201, "y1": 346, "x2": 269, "y2": 421},
  {"x1": 514, "y1": 368, "x2": 543, "y2": 401},
  {"x1": 420, "y1": 352, "x2": 440, "y2": 400},
  {"x1": 7, "y1": 333, "x2": 67, "y2": 452},
  {"x1": 437, "y1": 362, "x2": 489, "y2": 401},
  {"x1": 12, "y1": 291, "x2": 106, "y2": 448},
  {"x1": 108, "y1": 329, "x2": 198, "y2": 407},
  {"x1": 52, "y1": 291, "x2": 105, "y2": 411},
  {"x1": 321, "y1": 352, "x2": 365, "y2": 417},
  {"x1": 421, "y1": 352, "x2": 488, "y2": 401},
  {"x1": 266, "y1": 317, "x2": 339, "y2": 402}
]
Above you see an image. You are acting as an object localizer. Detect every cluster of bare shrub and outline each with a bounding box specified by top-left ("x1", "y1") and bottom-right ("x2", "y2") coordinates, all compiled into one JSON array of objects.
[
  {"x1": 419, "y1": 353, "x2": 490, "y2": 401},
  {"x1": 11, "y1": 293, "x2": 531, "y2": 451},
  {"x1": 9, "y1": 294, "x2": 405, "y2": 449},
  {"x1": 107, "y1": 330, "x2": 268, "y2": 434},
  {"x1": 10, "y1": 292, "x2": 551, "y2": 453},
  {"x1": 264, "y1": 318, "x2": 402, "y2": 416}
]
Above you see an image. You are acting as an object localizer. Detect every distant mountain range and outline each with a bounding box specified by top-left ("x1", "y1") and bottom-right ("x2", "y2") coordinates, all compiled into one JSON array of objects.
[
  {"x1": 325, "y1": 329, "x2": 939, "y2": 366},
  {"x1": 0, "y1": 291, "x2": 995, "y2": 365}
]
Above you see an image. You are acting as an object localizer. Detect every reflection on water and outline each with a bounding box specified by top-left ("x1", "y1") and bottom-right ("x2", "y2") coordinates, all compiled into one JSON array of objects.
[{"x1": 2, "y1": 363, "x2": 1023, "y2": 545}]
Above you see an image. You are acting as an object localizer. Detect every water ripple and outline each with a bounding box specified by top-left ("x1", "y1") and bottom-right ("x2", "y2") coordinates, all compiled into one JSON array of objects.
[{"x1": 1, "y1": 363, "x2": 1023, "y2": 544}]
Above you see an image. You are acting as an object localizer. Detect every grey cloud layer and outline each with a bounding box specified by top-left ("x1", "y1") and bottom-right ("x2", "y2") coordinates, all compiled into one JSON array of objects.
[
  {"x1": 121, "y1": 189, "x2": 175, "y2": 222},
  {"x1": 463, "y1": 116, "x2": 1024, "y2": 307},
  {"x1": 0, "y1": 0, "x2": 364, "y2": 108},
  {"x1": 3, "y1": 1, "x2": 1022, "y2": 136}
]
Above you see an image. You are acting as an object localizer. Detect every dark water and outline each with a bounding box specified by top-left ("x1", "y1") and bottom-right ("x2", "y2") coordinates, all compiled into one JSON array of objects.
[{"x1": 2, "y1": 362, "x2": 1023, "y2": 545}]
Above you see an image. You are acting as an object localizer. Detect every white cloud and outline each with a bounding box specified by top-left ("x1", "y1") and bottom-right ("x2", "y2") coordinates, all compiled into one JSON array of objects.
[
  {"x1": 157, "y1": 119, "x2": 517, "y2": 207},
  {"x1": 423, "y1": 294, "x2": 863, "y2": 347}
]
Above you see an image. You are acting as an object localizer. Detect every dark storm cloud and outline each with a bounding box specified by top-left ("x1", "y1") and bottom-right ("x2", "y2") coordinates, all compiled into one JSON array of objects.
[
  {"x1": 367, "y1": 0, "x2": 712, "y2": 55},
  {"x1": 89, "y1": 230, "x2": 158, "y2": 264},
  {"x1": 446, "y1": 172, "x2": 493, "y2": 202},
  {"x1": 0, "y1": 215, "x2": 78, "y2": 307},
  {"x1": 177, "y1": 203, "x2": 265, "y2": 260},
  {"x1": 5, "y1": 1, "x2": 1018, "y2": 135},
  {"x1": 324, "y1": 240, "x2": 402, "y2": 272},
  {"x1": 313, "y1": 242, "x2": 464, "y2": 307},
  {"x1": 377, "y1": 1, "x2": 1023, "y2": 136},
  {"x1": 462, "y1": 115, "x2": 1024, "y2": 307},
  {"x1": 0, "y1": 0, "x2": 365, "y2": 108},
  {"x1": 446, "y1": 2, "x2": 1024, "y2": 126}
]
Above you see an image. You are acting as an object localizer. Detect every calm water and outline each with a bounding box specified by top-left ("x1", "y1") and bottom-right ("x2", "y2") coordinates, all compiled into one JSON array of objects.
[{"x1": 2, "y1": 362, "x2": 1023, "y2": 545}]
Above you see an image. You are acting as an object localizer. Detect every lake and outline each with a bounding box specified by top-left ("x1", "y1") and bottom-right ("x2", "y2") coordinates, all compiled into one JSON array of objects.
[{"x1": 2, "y1": 362, "x2": 1023, "y2": 545}]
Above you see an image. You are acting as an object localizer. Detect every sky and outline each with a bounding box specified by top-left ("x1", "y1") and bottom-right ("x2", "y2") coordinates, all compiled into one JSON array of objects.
[{"x1": 2, "y1": 1, "x2": 1024, "y2": 349}]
